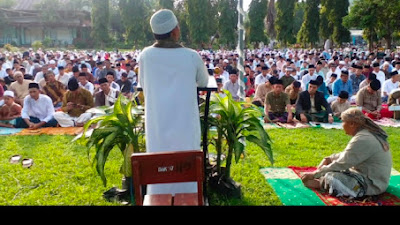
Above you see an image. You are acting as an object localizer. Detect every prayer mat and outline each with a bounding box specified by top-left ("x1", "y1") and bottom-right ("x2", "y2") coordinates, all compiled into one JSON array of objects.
[
  {"x1": 309, "y1": 122, "x2": 343, "y2": 129},
  {"x1": 259, "y1": 167, "x2": 325, "y2": 206},
  {"x1": 276, "y1": 122, "x2": 311, "y2": 129},
  {"x1": 0, "y1": 127, "x2": 23, "y2": 135},
  {"x1": 15, "y1": 127, "x2": 84, "y2": 136},
  {"x1": 260, "y1": 167, "x2": 400, "y2": 206},
  {"x1": 263, "y1": 123, "x2": 282, "y2": 129},
  {"x1": 374, "y1": 118, "x2": 400, "y2": 127}
]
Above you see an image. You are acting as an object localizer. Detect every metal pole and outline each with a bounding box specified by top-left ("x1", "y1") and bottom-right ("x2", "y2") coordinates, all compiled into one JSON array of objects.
[{"x1": 237, "y1": 0, "x2": 245, "y2": 102}]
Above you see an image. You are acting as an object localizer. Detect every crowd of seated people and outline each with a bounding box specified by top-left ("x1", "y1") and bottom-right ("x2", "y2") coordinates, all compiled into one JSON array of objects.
[
  {"x1": 0, "y1": 50, "x2": 139, "y2": 129},
  {"x1": 1, "y1": 47, "x2": 400, "y2": 129},
  {"x1": 206, "y1": 48, "x2": 400, "y2": 123}
]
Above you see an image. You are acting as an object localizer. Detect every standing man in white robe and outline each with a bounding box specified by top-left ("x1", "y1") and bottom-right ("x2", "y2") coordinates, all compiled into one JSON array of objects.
[{"x1": 138, "y1": 9, "x2": 209, "y2": 196}]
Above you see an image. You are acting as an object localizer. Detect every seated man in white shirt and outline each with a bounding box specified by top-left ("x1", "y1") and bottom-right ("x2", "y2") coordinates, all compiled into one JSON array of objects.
[
  {"x1": 106, "y1": 71, "x2": 120, "y2": 91},
  {"x1": 78, "y1": 72, "x2": 95, "y2": 95},
  {"x1": 254, "y1": 66, "x2": 271, "y2": 90},
  {"x1": 223, "y1": 69, "x2": 240, "y2": 101},
  {"x1": 371, "y1": 62, "x2": 386, "y2": 88},
  {"x1": 15, "y1": 82, "x2": 57, "y2": 129},
  {"x1": 382, "y1": 71, "x2": 400, "y2": 103},
  {"x1": 55, "y1": 66, "x2": 71, "y2": 87}
]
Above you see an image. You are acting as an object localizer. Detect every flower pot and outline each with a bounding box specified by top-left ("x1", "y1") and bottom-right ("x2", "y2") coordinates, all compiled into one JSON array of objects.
[
  {"x1": 208, "y1": 166, "x2": 242, "y2": 199},
  {"x1": 103, "y1": 176, "x2": 133, "y2": 204}
]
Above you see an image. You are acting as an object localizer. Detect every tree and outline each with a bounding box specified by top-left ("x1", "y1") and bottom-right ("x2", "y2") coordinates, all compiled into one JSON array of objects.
[
  {"x1": 109, "y1": 0, "x2": 125, "y2": 43},
  {"x1": 158, "y1": 0, "x2": 174, "y2": 9},
  {"x1": 0, "y1": 0, "x2": 15, "y2": 8},
  {"x1": 275, "y1": 0, "x2": 296, "y2": 47},
  {"x1": 248, "y1": 0, "x2": 268, "y2": 48},
  {"x1": 217, "y1": 0, "x2": 238, "y2": 49},
  {"x1": 343, "y1": 0, "x2": 378, "y2": 51},
  {"x1": 320, "y1": 0, "x2": 350, "y2": 46},
  {"x1": 344, "y1": 0, "x2": 400, "y2": 50},
  {"x1": 331, "y1": 0, "x2": 350, "y2": 45},
  {"x1": 175, "y1": 1, "x2": 191, "y2": 46},
  {"x1": 319, "y1": 0, "x2": 333, "y2": 41},
  {"x1": 297, "y1": 0, "x2": 320, "y2": 48},
  {"x1": 91, "y1": 0, "x2": 110, "y2": 48},
  {"x1": 119, "y1": 0, "x2": 149, "y2": 49},
  {"x1": 265, "y1": 0, "x2": 276, "y2": 41},
  {"x1": 375, "y1": 0, "x2": 400, "y2": 49},
  {"x1": 185, "y1": 0, "x2": 216, "y2": 48},
  {"x1": 293, "y1": 1, "x2": 306, "y2": 37}
]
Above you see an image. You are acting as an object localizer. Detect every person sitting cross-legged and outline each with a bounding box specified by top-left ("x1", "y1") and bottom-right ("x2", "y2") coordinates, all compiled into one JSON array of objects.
[
  {"x1": 388, "y1": 88, "x2": 400, "y2": 119},
  {"x1": 285, "y1": 80, "x2": 302, "y2": 107},
  {"x1": 42, "y1": 71, "x2": 66, "y2": 109},
  {"x1": 301, "y1": 108, "x2": 392, "y2": 199},
  {"x1": 328, "y1": 70, "x2": 353, "y2": 104},
  {"x1": 15, "y1": 83, "x2": 58, "y2": 129},
  {"x1": 356, "y1": 79, "x2": 383, "y2": 120},
  {"x1": 8, "y1": 71, "x2": 32, "y2": 107},
  {"x1": 252, "y1": 76, "x2": 275, "y2": 107},
  {"x1": 295, "y1": 79, "x2": 334, "y2": 124},
  {"x1": 78, "y1": 72, "x2": 95, "y2": 95},
  {"x1": 264, "y1": 79, "x2": 293, "y2": 123},
  {"x1": 54, "y1": 78, "x2": 94, "y2": 127},
  {"x1": 330, "y1": 91, "x2": 351, "y2": 121},
  {"x1": 94, "y1": 78, "x2": 120, "y2": 107},
  {"x1": 0, "y1": 91, "x2": 22, "y2": 128}
]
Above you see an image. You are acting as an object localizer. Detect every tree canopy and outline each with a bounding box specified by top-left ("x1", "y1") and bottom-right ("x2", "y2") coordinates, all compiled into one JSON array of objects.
[{"x1": 8, "y1": 0, "x2": 399, "y2": 50}]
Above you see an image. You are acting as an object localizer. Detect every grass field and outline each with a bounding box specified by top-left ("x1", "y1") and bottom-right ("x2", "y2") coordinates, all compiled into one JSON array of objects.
[{"x1": 1, "y1": 127, "x2": 399, "y2": 206}]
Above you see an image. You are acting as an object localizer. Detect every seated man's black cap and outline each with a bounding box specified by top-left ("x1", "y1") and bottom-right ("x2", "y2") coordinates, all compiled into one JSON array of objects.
[
  {"x1": 369, "y1": 79, "x2": 381, "y2": 91},
  {"x1": 339, "y1": 91, "x2": 349, "y2": 99},
  {"x1": 28, "y1": 82, "x2": 39, "y2": 89},
  {"x1": 68, "y1": 78, "x2": 79, "y2": 91}
]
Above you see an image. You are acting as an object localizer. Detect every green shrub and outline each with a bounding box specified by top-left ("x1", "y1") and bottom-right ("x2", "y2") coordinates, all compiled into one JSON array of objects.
[{"x1": 31, "y1": 40, "x2": 43, "y2": 51}]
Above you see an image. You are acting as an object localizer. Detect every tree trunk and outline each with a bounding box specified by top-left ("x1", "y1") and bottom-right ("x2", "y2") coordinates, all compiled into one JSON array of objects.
[
  {"x1": 225, "y1": 142, "x2": 234, "y2": 179},
  {"x1": 216, "y1": 127, "x2": 223, "y2": 175},
  {"x1": 385, "y1": 34, "x2": 392, "y2": 50},
  {"x1": 120, "y1": 143, "x2": 134, "y2": 178}
]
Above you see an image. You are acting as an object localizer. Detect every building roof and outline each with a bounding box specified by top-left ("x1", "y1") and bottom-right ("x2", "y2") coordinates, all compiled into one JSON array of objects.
[
  {"x1": 12, "y1": 0, "x2": 73, "y2": 11},
  {"x1": 12, "y1": 0, "x2": 41, "y2": 11}
]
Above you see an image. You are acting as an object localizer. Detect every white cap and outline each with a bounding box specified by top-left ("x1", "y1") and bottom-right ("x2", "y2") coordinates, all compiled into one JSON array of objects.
[
  {"x1": 49, "y1": 60, "x2": 56, "y2": 64},
  {"x1": 4, "y1": 90, "x2": 14, "y2": 98},
  {"x1": 150, "y1": 9, "x2": 178, "y2": 35}
]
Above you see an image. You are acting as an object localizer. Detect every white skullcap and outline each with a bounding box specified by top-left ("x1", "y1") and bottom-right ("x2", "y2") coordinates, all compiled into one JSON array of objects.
[
  {"x1": 150, "y1": 9, "x2": 178, "y2": 35},
  {"x1": 4, "y1": 90, "x2": 14, "y2": 98},
  {"x1": 49, "y1": 60, "x2": 56, "y2": 64}
]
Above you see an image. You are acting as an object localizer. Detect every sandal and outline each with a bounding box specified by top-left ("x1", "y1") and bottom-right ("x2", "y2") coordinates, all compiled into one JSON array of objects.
[
  {"x1": 9, "y1": 155, "x2": 22, "y2": 164},
  {"x1": 22, "y1": 158, "x2": 34, "y2": 168}
]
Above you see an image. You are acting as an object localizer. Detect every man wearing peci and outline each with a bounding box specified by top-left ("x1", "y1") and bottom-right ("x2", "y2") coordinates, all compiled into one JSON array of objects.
[{"x1": 138, "y1": 9, "x2": 209, "y2": 196}]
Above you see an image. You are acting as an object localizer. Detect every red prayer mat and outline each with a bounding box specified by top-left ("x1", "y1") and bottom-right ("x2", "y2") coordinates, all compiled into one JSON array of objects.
[{"x1": 289, "y1": 166, "x2": 400, "y2": 206}]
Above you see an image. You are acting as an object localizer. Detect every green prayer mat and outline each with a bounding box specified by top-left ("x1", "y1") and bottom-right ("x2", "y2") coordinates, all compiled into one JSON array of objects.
[
  {"x1": 260, "y1": 167, "x2": 400, "y2": 206},
  {"x1": 259, "y1": 168, "x2": 325, "y2": 206}
]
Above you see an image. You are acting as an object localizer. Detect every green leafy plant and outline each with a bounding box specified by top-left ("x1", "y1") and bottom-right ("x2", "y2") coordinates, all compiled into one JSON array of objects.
[
  {"x1": 31, "y1": 40, "x2": 43, "y2": 51},
  {"x1": 75, "y1": 93, "x2": 145, "y2": 187},
  {"x1": 205, "y1": 90, "x2": 273, "y2": 181}
]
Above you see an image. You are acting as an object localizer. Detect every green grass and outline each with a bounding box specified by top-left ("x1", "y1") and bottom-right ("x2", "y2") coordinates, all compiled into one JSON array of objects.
[
  {"x1": 210, "y1": 127, "x2": 400, "y2": 206},
  {"x1": 0, "y1": 135, "x2": 123, "y2": 205},
  {"x1": 1, "y1": 127, "x2": 399, "y2": 205}
]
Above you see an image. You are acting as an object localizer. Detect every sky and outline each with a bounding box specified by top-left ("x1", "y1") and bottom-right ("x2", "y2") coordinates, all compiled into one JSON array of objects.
[{"x1": 243, "y1": 0, "x2": 251, "y2": 12}]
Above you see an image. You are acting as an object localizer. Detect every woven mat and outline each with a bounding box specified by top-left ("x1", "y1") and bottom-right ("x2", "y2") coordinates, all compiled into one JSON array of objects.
[
  {"x1": 260, "y1": 167, "x2": 400, "y2": 206},
  {"x1": 14, "y1": 127, "x2": 83, "y2": 136}
]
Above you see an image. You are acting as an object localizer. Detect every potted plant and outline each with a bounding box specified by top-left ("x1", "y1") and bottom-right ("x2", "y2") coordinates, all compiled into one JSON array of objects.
[
  {"x1": 75, "y1": 93, "x2": 145, "y2": 203},
  {"x1": 202, "y1": 90, "x2": 273, "y2": 198}
]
